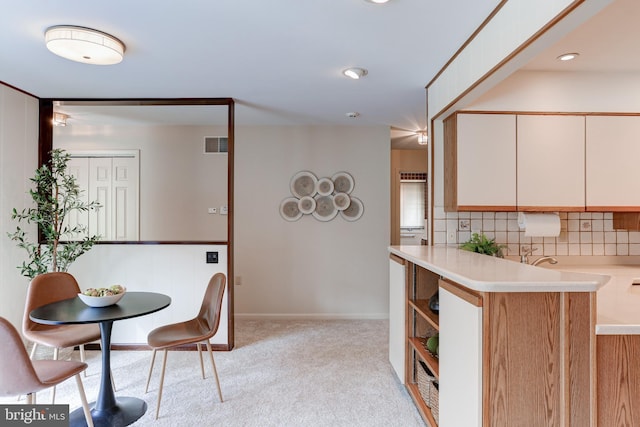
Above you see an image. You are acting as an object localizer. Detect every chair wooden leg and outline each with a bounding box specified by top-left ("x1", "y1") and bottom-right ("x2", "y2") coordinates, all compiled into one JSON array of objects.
[
  {"x1": 51, "y1": 347, "x2": 59, "y2": 404},
  {"x1": 29, "y1": 342, "x2": 38, "y2": 359},
  {"x1": 197, "y1": 343, "x2": 205, "y2": 379},
  {"x1": 145, "y1": 349, "x2": 157, "y2": 393},
  {"x1": 205, "y1": 341, "x2": 223, "y2": 402},
  {"x1": 74, "y1": 374, "x2": 94, "y2": 427},
  {"x1": 80, "y1": 344, "x2": 87, "y2": 377},
  {"x1": 155, "y1": 349, "x2": 168, "y2": 420}
]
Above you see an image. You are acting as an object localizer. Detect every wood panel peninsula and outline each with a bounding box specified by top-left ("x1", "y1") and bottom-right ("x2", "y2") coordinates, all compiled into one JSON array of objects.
[{"x1": 388, "y1": 245, "x2": 611, "y2": 427}]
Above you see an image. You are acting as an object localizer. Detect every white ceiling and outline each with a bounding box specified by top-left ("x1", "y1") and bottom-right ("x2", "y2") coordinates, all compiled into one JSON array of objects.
[
  {"x1": 522, "y1": 0, "x2": 640, "y2": 73},
  {"x1": 0, "y1": 0, "x2": 500, "y2": 140}
]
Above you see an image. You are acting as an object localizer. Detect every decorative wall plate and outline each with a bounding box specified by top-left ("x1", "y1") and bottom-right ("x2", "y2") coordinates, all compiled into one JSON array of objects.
[
  {"x1": 316, "y1": 177, "x2": 334, "y2": 196},
  {"x1": 312, "y1": 195, "x2": 338, "y2": 221},
  {"x1": 280, "y1": 197, "x2": 303, "y2": 221},
  {"x1": 340, "y1": 197, "x2": 363, "y2": 221},
  {"x1": 333, "y1": 192, "x2": 351, "y2": 211},
  {"x1": 298, "y1": 196, "x2": 316, "y2": 214},
  {"x1": 290, "y1": 171, "x2": 318, "y2": 198},
  {"x1": 332, "y1": 172, "x2": 354, "y2": 194}
]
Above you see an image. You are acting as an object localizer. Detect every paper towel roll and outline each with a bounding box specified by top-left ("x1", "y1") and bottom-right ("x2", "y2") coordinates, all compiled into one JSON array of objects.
[{"x1": 517, "y1": 212, "x2": 561, "y2": 237}]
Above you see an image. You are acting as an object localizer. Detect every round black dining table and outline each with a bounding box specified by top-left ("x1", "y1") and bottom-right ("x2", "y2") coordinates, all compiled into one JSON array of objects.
[{"x1": 30, "y1": 291, "x2": 171, "y2": 427}]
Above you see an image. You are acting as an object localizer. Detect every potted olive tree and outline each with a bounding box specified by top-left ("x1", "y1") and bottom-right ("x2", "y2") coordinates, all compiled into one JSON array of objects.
[{"x1": 8, "y1": 149, "x2": 101, "y2": 279}]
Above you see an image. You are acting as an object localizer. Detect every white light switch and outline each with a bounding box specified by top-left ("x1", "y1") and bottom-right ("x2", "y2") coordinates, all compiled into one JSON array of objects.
[
  {"x1": 220, "y1": 205, "x2": 228, "y2": 215},
  {"x1": 208, "y1": 208, "x2": 217, "y2": 214}
]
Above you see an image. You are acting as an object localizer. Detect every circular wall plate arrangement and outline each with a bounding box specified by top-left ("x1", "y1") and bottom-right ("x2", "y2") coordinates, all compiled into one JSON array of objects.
[
  {"x1": 340, "y1": 197, "x2": 363, "y2": 221},
  {"x1": 280, "y1": 197, "x2": 303, "y2": 221},
  {"x1": 332, "y1": 172, "x2": 354, "y2": 194},
  {"x1": 312, "y1": 195, "x2": 338, "y2": 222},
  {"x1": 290, "y1": 171, "x2": 318, "y2": 198},
  {"x1": 333, "y1": 192, "x2": 351, "y2": 211},
  {"x1": 316, "y1": 177, "x2": 334, "y2": 196},
  {"x1": 298, "y1": 196, "x2": 316, "y2": 214},
  {"x1": 281, "y1": 170, "x2": 363, "y2": 222}
]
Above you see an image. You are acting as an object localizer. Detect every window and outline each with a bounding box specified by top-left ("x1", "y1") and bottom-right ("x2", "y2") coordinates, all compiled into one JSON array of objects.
[{"x1": 400, "y1": 179, "x2": 426, "y2": 229}]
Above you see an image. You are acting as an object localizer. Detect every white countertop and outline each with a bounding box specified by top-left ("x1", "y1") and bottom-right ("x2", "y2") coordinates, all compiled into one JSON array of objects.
[
  {"x1": 543, "y1": 264, "x2": 640, "y2": 335},
  {"x1": 389, "y1": 245, "x2": 610, "y2": 293}
]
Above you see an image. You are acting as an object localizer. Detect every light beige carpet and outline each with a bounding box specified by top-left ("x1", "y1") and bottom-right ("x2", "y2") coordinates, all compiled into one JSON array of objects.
[{"x1": 4, "y1": 319, "x2": 424, "y2": 426}]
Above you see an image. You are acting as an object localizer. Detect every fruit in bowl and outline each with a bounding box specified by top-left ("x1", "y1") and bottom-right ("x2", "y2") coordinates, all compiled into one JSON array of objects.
[{"x1": 78, "y1": 285, "x2": 126, "y2": 307}]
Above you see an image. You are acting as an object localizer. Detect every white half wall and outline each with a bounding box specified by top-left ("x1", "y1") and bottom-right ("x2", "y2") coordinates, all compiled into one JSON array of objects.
[
  {"x1": 0, "y1": 85, "x2": 38, "y2": 330},
  {"x1": 67, "y1": 244, "x2": 229, "y2": 345},
  {"x1": 234, "y1": 125, "x2": 391, "y2": 319}
]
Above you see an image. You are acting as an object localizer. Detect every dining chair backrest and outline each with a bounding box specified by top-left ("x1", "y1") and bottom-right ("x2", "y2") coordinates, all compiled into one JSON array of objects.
[
  {"x1": 23, "y1": 272, "x2": 82, "y2": 335},
  {"x1": 196, "y1": 272, "x2": 226, "y2": 337},
  {"x1": 0, "y1": 317, "x2": 44, "y2": 396}
]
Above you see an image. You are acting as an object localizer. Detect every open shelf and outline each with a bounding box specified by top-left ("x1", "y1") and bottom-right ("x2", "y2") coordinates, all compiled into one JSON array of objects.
[
  {"x1": 407, "y1": 383, "x2": 438, "y2": 427},
  {"x1": 409, "y1": 299, "x2": 439, "y2": 330},
  {"x1": 409, "y1": 337, "x2": 439, "y2": 378}
]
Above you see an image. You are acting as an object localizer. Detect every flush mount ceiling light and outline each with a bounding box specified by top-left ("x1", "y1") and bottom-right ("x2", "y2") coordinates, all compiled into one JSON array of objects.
[
  {"x1": 342, "y1": 67, "x2": 368, "y2": 80},
  {"x1": 52, "y1": 112, "x2": 68, "y2": 127},
  {"x1": 556, "y1": 52, "x2": 579, "y2": 61},
  {"x1": 45, "y1": 25, "x2": 125, "y2": 65}
]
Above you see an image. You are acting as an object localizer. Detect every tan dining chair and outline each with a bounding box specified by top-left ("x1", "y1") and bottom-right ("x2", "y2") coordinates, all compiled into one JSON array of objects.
[
  {"x1": 22, "y1": 272, "x2": 102, "y2": 402},
  {"x1": 145, "y1": 272, "x2": 226, "y2": 419},
  {"x1": 0, "y1": 316, "x2": 94, "y2": 427}
]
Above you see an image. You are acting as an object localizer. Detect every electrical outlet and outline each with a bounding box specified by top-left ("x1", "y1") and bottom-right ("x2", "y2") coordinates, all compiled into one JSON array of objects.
[
  {"x1": 235, "y1": 276, "x2": 242, "y2": 286},
  {"x1": 208, "y1": 207, "x2": 217, "y2": 214},
  {"x1": 458, "y1": 219, "x2": 470, "y2": 230},
  {"x1": 447, "y1": 230, "x2": 457, "y2": 243},
  {"x1": 581, "y1": 221, "x2": 591, "y2": 231}
]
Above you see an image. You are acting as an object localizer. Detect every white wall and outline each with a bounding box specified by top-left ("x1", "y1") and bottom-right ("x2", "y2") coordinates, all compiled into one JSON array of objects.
[
  {"x1": 55, "y1": 125, "x2": 228, "y2": 241},
  {"x1": 0, "y1": 85, "x2": 38, "y2": 329},
  {"x1": 234, "y1": 125, "x2": 391, "y2": 319},
  {"x1": 67, "y1": 244, "x2": 229, "y2": 345}
]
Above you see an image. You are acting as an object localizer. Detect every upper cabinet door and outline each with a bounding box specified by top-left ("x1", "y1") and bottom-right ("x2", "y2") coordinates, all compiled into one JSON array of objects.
[
  {"x1": 517, "y1": 115, "x2": 585, "y2": 210},
  {"x1": 456, "y1": 113, "x2": 517, "y2": 210},
  {"x1": 586, "y1": 116, "x2": 640, "y2": 210}
]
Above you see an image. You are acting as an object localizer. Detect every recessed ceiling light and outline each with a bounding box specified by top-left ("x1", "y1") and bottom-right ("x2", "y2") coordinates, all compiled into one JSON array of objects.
[
  {"x1": 45, "y1": 25, "x2": 125, "y2": 65},
  {"x1": 556, "y1": 52, "x2": 579, "y2": 62},
  {"x1": 365, "y1": 0, "x2": 390, "y2": 3},
  {"x1": 342, "y1": 68, "x2": 368, "y2": 80}
]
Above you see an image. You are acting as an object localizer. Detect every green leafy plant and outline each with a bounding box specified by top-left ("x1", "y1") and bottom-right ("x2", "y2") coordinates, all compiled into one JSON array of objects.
[
  {"x1": 460, "y1": 232, "x2": 505, "y2": 258},
  {"x1": 8, "y1": 149, "x2": 101, "y2": 279}
]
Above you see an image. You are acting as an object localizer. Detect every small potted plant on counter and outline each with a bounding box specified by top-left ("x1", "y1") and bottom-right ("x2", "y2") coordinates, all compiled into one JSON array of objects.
[{"x1": 460, "y1": 232, "x2": 505, "y2": 258}]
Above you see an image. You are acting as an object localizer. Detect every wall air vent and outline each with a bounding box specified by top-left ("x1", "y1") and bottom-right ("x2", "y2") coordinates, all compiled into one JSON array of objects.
[{"x1": 204, "y1": 136, "x2": 228, "y2": 154}]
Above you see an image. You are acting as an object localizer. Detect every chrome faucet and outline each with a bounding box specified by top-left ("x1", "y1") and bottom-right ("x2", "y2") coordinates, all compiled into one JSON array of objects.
[
  {"x1": 531, "y1": 256, "x2": 558, "y2": 267},
  {"x1": 520, "y1": 246, "x2": 536, "y2": 264}
]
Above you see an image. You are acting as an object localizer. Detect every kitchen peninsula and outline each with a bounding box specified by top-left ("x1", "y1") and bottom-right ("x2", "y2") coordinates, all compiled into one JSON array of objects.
[{"x1": 388, "y1": 245, "x2": 610, "y2": 427}]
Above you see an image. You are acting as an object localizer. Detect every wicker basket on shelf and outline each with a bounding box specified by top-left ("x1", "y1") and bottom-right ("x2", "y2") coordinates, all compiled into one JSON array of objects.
[
  {"x1": 430, "y1": 381, "x2": 439, "y2": 424},
  {"x1": 416, "y1": 361, "x2": 435, "y2": 407}
]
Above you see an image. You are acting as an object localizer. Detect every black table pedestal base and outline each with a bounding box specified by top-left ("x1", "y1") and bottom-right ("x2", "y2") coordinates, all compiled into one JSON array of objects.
[{"x1": 69, "y1": 397, "x2": 147, "y2": 427}]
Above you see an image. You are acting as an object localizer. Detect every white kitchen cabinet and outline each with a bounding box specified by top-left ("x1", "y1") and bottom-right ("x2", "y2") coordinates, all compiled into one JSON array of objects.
[
  {"x1": 586, "y1": 115, "x2": 640, "y2": 209},
  {"x1": 439, "y1": 282, "x2": 482, "y2": 427},
  {"x1": 517, "y1": 115, "x2": 585, "y2": 210},
  {"x1": 389, "y1": 255, "x2": 406, "y2": 383},
  {"x1": 455, "y1": 113, "x2": 517, "y2": 210}
]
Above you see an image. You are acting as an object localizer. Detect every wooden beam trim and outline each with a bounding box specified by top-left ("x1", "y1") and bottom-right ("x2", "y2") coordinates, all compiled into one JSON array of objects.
[
  {"x1": 439, "y1": 278, "x2": 483, "y2": 307},
  {"x1": 389, "y1": 253, "x2": 406, "y2": 265}
]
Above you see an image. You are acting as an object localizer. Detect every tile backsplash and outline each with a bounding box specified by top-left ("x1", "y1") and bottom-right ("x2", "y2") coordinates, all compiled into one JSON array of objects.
[{"x1": 433, "y1": 208, "x2": 640, "y2": 257}]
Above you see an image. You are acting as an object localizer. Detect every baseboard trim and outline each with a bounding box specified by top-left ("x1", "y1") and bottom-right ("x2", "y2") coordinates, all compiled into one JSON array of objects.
[{"x1": 234, "y1": 313, "x2": 389, "y2": 320}]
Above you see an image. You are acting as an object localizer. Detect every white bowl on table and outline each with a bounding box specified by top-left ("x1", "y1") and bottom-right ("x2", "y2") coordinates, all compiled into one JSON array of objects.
[{"x1": 78, "y1": 288, "x2": 126, "y2": 307}]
